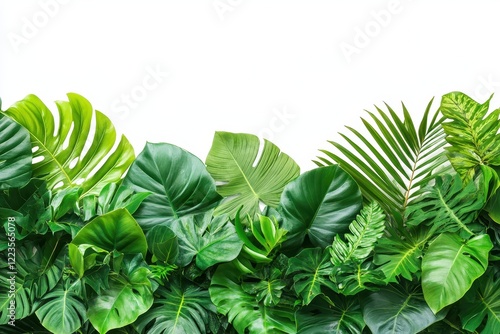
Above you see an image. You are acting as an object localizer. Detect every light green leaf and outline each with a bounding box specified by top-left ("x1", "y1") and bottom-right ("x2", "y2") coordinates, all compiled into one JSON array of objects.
[
  {"x1": 135, "y1": 276, "x2": 217, "y2": 334},
  {"x1": 4, "y1": 93, "x2": 135, "y2": 197},
  {"x1": 206, "y1": 131, "x2": 300, "y2": 219},
  {"x1": 362, "y1": 282, "x2": 445, "y2": 334},
  {"x1": 122, "y1": 142, "x2": 221, "y2": 230},
  {"x1": 422, "y1": 233, "x2": 492, "y2": 313},
  {"x1": 279, "y1": 165, "x2": 363, "y2": 248},
  {"x1": 171, "y1": 211, "x2": 243, "y2": 270},
  {"x1": 210, "y1": 262, "x2": 297, "y2": 334},
  {"x1": 0, "y1": 113, "x2": 32, "y2": 189}
]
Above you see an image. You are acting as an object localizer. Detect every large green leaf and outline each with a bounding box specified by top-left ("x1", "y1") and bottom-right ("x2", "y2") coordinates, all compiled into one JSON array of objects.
[
  {"x1": 210, "y1": 262, "x2": 297, "y2": 334},
  {"x1": 362, "y1": 282, "x2": 445, "y2": 334},
  {"x1": 440, "y1": 92, "x2": 500, "y2": 182},
  {"x1": 296, "y1": 294, "x2": 365, "y2": 334},
  {"x1": 71, "y1": 208, "x2": 147, "y2": 257},
  {"x1": 87, "y1": 255, "x2": 154, "y2": 333},
  {"x1": 278, "y1": 165, "x2": 362, "y2": 248},
  {"x1": 170, "y1": 211, "x2": 243, "y2": 270},
  {"x1": 4, "y1": 93, "x2": 135, "y2": 197},
  {"x1": 406, "y1": 174, "x2": 485, "y2": 238},
  {"x1": 0, "y1": 113, "x2": 32, "y2": 189},
  {"x1": 35, "y1": 282, "x2": 87, "y2": 334},
  {"x1": 135, "y1": 276, "x2": 216, "y2": 334},
  {"x1": 122, "y1": 142, "x2": 221, "y2": 230},
  {"x1": 317, "y1": 99, "x2": 447, "y2": 221},
  {"x1": 422, "y1": 233, "x2": 492, "y2": 313},
  {"x1": 330, "y1": 201, "x2": 386, "y2": 265},
  {"x1": 206, "y1": 131, "x2": 300, "y2": 219},
  {"x1": 287, "y1": 248, "x2": 336, "y2": 305},
  {"x1": 460, "y1": 267, "x2": 500, "y2": 333}
]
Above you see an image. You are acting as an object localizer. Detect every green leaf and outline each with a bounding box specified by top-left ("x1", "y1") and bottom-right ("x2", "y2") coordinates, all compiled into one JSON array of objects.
[
  {"x1": 146, "y1": 225, "x2": 179, "y2": 264},
  {"x1": 422, "y1": 233, "x2": 492, "y2": 313},
  {"x1": 296, "y1": 294, "x2": 365, "y2": 334},
  {"x1": 287, "y1": 248, "x2": 336, "y2": 305},
  {"x1": 332, "y1": 261, "x2": 386, "y2": 296},
  {"x1": 87, "y1": 255, "x2": 153, "y2": 333},
  {"x1": 210, "y1": 262, "x2": 297, "y2": 334},
  {"x1": 317, "y1": 99, "x2": 447, "y2": 220},
  {"x1": 279, "y1": 165, "x2": 362, "y2": 248},
  {"x1": 135, "y1": 276, "x2": 217, "y2": 334},
  {"x1": 4, "y1": 93, "x2": 135, "y2": 197},
  {"x1": 0, "y1": 113, "x2": 32, "y2": 189},
  {"x1": 35, "y1": 282, "x2": 87, "y2": 334},
  {"x1": 362, "y1": 282, "x2": 445, "y2": 334},
  {"x1": 170, "y1": 211, "x2": 243, "y2": 270},
  {"x1": 206, "y1": 131, "x2": 300, "y2": 219},
  {"x1": 71, "y1": 208, "x2": 147, "y2": 259},
  {"x1": 405, "y1": 174, "x2": 485, "y2": 238},
  {"x1": 122, "y1": 142, "x2": 221, "y2": 231},
  {"x1": 330, "y1": 201, "x2": 386, "y2": 265},
  {"x1": 440, "y1": 92, "x2": 500, "y2": 182},
  {"x1": 460, "y1": 267, "x2": 500, "y2": 333}
]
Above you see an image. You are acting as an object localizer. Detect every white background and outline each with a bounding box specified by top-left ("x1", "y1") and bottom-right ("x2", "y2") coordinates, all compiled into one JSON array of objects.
[{"x1": 1, "y1": 0, "x2": 500, "y2": 171}]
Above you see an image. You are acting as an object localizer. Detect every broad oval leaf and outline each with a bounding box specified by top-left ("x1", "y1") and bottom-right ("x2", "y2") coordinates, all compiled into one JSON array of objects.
[
  {"x1": 135, "y1": 277, "x2": 216, "y2": 334},
  {"x1": 87, "y1": 255, "x2": 154, "y2": 333},
  {"x1": 71, "y1": 208, "x2": 147, "y2": 257},
  {"x1": 122, "y1": 142, "x2": 221, "y2": 230},
  {"x1": 422, "y1": 233, "x2": 492, "y2": 313},
  {"x1": 362, "y1": 282, "x2": 445, "y2": 334},
  {"x1": 171, "y1": 211, "x2": 243, "y2": 270},
  {"x1": 0, "y1": 113, "x2": 32, "y2": 189},
  {"x1": 206, "y1": 131, "x2": 300, "y2": 219},
  {"x1": 279, "y1": 165, "x2": 362, "y2": 248},
  {"x1": 210, "y1": 262, "x2": 297, "y2": 334},
  {"x1": 5, "y1": 93, "x2": 135, "y2": 197},
  {"x1": 35, "y1": 283, "x2": 87, "y2": 334},
  {"x1": 147, "y1": 225, "x2": 179, "y2": 264}
]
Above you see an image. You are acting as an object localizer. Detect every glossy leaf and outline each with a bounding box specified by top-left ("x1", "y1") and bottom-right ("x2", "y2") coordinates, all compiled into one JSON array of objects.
[
  {"x1": 122, "y1": 142, "x2": 221, "y2": 230},
  {"x1": 170, "y1": 211, "x2": 243, "y2": 270},
  {"x1": 440, "y1": 92, "x2": 500, "y2": 182},
  {"x1": 135, "y1": 276, "x2": 216, "y2": 334},
  {"x1": 4, "y1": 93, "x2": 135, "y2": 197},
  {"x1": 146, "y1": 225, "x2": 179, "y2": 264},
  {"x1": 206, "y1": 131, "x2": 300, "y2": 219},
  {"x1": 422, "y1": 233, "x2": 492, "y2": 313},
  {"x1": 210, "y1": 262, "x2": 297, "y2": 334},
  {"x1": 279, "y1": 165, "x2": 362, "y2": 248},
  {"x1": 0, "y1": 113, "x2": 32, "y2": 189},
  {"x1": 362, "y1": 282, "x2": 445, "y2": 334},
  {"x1": 287, "y1": 248, "x2": 336, "y2": 305}
]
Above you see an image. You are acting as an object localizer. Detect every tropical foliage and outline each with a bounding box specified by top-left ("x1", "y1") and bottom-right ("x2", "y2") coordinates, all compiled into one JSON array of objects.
[{"x1": 0, "y1": 91, "x2": 498, "y2": 333}]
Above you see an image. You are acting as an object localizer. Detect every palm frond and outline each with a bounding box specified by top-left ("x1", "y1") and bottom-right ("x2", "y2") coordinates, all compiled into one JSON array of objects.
[{"x1": 316, "y1": 99, "x2": 448, "y2": 222}]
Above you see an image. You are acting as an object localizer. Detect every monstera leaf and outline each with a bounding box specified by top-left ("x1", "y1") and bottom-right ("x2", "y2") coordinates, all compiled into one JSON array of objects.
[
  {"x1": 210, "y1": 262, "x2": 297, "y2": 334},
  {"x1": 362, "y1": 282, "x2": 445, "y2": 334},
  {"x1": 122, "y1": 142, "x2": 221, "y2": 230},
  {"x1": 4, "y1": 93, "x2": 135, "y2": 197},
  {"x1": 135, "y1": 276, "x2": 217, "y2": 334},
  {"x1": 0, "y1": 113, "x2": 32, "y2": 189},
  {"x1": 440, "y1": 92, "x2": 500, "y2": 182},
  {"x1": 278, "y1": 165, "x2": 363, "y2": 248},
  {"x1": 422, "y1": 233, "x2": 492, "y2": 313},
  {"x1": 206, "y1": 132, "x2": 300, "y2": 219}
]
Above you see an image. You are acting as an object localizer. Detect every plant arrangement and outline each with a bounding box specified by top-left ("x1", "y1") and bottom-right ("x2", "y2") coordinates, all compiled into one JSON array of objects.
[{"x1": 0, "y1": 91, "x2": 499, "y2": 333}]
